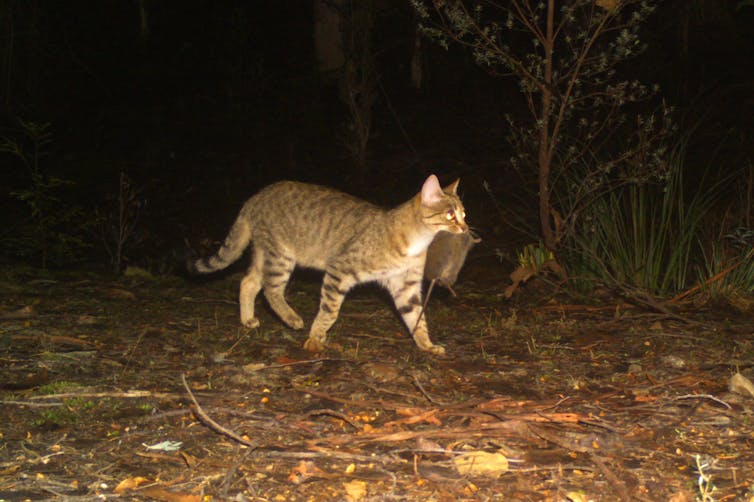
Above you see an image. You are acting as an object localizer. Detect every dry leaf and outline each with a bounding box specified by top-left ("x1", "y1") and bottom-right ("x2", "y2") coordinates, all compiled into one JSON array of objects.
[
  {"x1": 565, "y1": 490, "x2": 591, "y2": 502},
  {"x1": 596, "y1": 0, "x2": 619, "y2": 13},
  {"x1": 384, "y1": 408, "x2": 441, "y2": 427},
  {"x1": 138, "y1": 487, "x2": 201, "y2": 502},
  {"x1": 667, "y1": 490, "x2": 695, "y2": 502},
  {"x1": 543, "y1": 258, "x2": 567, "y2": 281},
  {"x1": 288, "y1": 460, "x2": 328, "y2": 484},
  {"x1": 242, "y1": 362, "x2": 267, "y2": 372},
  {"x1": 453, "y1": 451, "x2": 509, "y2": 477},
  {"x1": 504, "y1": 264, "x2": 536, "y2": 298},
  {"x1": 416, "y1": 436, "x2": 444, "y2": 452},
  {"x1": 730, "y1": 372, "x2": 754, "y2": 399},
  {"x1": 343, "y1": 479, "x2": 367, "y2": 501},
  {"x1": 114, "y1": 476, "x2": 149, "y2": 494}
]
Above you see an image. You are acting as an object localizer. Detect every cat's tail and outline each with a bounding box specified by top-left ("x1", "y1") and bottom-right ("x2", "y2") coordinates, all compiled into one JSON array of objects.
[{"x1": 187, "y1": 215, "x2": 252, "y2": 275}]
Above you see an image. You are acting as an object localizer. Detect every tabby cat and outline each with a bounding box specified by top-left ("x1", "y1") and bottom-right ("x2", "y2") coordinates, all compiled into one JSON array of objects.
[{"x1": 188, "y1": 174, "x2": 468, "y2": 355}]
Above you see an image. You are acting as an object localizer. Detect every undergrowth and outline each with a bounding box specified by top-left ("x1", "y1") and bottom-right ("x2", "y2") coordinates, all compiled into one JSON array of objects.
[
  {"x1": 0, "y1": 120, "x2": 91, "y2": 267},
  {"x1": 565, "y1": 134, "x2": 749, "y2": 301}
]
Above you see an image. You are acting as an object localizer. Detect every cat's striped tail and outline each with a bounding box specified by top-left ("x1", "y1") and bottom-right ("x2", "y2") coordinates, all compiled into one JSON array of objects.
[{"x1": 188, "y1": 215, "x2": 251, "y2": 274}]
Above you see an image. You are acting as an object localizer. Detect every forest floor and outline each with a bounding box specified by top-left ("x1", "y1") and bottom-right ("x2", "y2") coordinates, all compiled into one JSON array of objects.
[{"x1": 1, "y1": 263, "x2": 753, "y2": 501}]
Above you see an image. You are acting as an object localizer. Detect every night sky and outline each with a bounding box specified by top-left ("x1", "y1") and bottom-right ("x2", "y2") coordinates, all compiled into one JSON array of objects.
[{"x1": 1, "y1": 1, "x2": 753, "y2": 269}]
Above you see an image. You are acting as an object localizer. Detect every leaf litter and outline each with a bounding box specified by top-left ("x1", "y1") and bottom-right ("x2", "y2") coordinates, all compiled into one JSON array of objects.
[{"x1": 1, "y1": 265, "x2": 754, "y2": 501}]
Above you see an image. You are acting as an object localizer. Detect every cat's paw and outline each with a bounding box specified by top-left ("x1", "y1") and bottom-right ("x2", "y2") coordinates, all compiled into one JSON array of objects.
[
  {"x1": 303, "y1": 337, "x2": 326, "y2": 353},
  {"x1": 242, "y1": 317, "x2": 261, "y2": 329},
  {"x1": 285, "y1": 315, "x2": 304, "y2": 330},
  {"x1": 424, "y1": 344, "x2": 446, "y2": 356}
]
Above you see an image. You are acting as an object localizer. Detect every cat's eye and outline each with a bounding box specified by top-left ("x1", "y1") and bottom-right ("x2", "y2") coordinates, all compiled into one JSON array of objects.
[{"x1": 445, "y1": 209, "x2": 455, "y2": 221}]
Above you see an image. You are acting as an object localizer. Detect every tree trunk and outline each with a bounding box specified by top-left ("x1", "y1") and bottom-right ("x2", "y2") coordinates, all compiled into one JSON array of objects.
[
  {"x1": 313, "y1": 0, "x2": 345, "y2": 77},
  {"x1": 410, "y1": 25, "x2": 423, "y2": 90},
  {"x1": 539, "y1": 0, "x2": 556, "y2": 251}
]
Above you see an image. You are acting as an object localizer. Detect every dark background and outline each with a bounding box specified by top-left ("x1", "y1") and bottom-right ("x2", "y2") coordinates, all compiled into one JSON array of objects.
[{"x1": 1, "y1": 0, "x2": 753, "y2": 271}]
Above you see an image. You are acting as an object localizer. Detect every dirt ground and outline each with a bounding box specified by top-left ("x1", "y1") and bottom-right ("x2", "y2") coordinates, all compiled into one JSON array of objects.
[{"x1": 1, "y1": 263, "x2": 753, "y2": 501}]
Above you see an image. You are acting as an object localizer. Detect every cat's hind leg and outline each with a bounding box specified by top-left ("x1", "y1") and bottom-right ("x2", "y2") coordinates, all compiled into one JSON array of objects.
[
  {"x1": 385, "y1": 270, "x2": 445, "y2": 356},
  {"x1": 262, "y1": 252, "x2": 304, "y2": 329},
  {"x1": 239, "y1": 247, "x2": 264, "y2": 328},
  {"x1": 304, "y1": 270, "x2": 355, "y2": 352}
]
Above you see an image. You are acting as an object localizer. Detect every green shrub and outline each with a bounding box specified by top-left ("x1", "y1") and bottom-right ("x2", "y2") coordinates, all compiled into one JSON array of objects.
[
  {"x1": 567, "y1": 136, "x2": 722, "y2": 297},
  {"x1": 0, "y1": 120, "x2": 91, "y2": 267}
]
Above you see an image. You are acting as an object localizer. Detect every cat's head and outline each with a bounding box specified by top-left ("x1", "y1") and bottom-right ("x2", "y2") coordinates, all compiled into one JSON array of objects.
[{"x1": 419, "y1": 175, "x2": 468, "y2": 235}]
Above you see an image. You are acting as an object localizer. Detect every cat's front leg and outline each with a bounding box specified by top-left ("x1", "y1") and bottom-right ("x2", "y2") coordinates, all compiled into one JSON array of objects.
[
  {"x1": 304, "y1": 270, "x2": 354, "y2": 352},
  {"x1": 385, "y1": 272, "x2": 445, "y2": 356}
]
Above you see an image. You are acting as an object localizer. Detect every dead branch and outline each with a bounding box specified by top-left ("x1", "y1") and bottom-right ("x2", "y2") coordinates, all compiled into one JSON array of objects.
[
  {"x1": 305, "y1": 408, "x2": 362, "y2": 430},
  {"x1": 411, "y1": 373, "x2": 449, "y2": 406},
  {"x1": 1, "y1": 400, "x2": 65, "y2": 407},
  {"x1": 180, "y1": 373, "x2": 257, "y2": 449},
  {"x1": 672, "y1": 393, "x2": 731, "y2": 409},
  {"x1": 27, "y1": 390, "x2": 180, "y2": 400},
  {"x1": 253, "y1": 357, "x2": 345, "y2": 370},
  {"x1": 668, "y1": 248, "x2": 754, "y2": 305},
  {"x1": 590, "y1": 454, "x2": 636, "y2": 502}
]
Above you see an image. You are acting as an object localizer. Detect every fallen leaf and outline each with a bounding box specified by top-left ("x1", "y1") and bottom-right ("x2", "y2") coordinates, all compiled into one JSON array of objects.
[
  {"x1": 596, "y1": 0, "x2": 619, "y2": 12},
  {"x1": 565, "y1": 490, "x2": 591, "y2": 502},
  {"x1": 384, "y1": 408, "x2": 441, "y2": 427},
  {"x1": 243, "y1": 362, "x2": 267, "y2": 372},
  {"x1": 288, "y1": 460, "x2": 328, "y2": 484},
  {"x1": 142, "y1": 441, "x2": 182, "y2": 452},
  {"x1": 343, "y1": 479, "x2": 367, "y2": 501},
  {"x1": 730, "y1": 372, "x2": 754, "y2": 399},
  {"x1": 504, "y1": 264, "x2": 536, "y2": 299},
  {"x1": 139, "y1": 487, "x2": 201, "y2": 502},
  {"x1": 114, "y1": 476, "x2": 149, "y2": 494},
  {"x1": 416, "y1": 436, "x2": 443, "y2": 452},
  {"x1": 667, "y1": 490, "x2": 694, "y2": 502},
  {"x1": 453, "y1": 451, "x2": 509, "y2": 477}
]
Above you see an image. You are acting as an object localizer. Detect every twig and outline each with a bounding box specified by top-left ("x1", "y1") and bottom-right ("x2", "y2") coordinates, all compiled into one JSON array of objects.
[
  {"x1": 180, "y1": 373, "x2": 257, "y2": 449},
  {"x1": 222, "y1": 446, "x2": 253, "y2": 499},
  {"x1": 180, "y1": 296, "x2": 238, "y2": 305},
  {"x1": 411, "y1": 373, "x2": 449, "y2": 406},
  {"x1": 673, "y1": 394, "x2": 731, "y2": 409},
  {"x1": 1, "y1": 400, "x2": 65, "y2": 407},
  {"x1": 668, "y1": 249, "x2": 753, "y2": 305},
  {"x1": 27, "y1": 390, "x2": 180, "y2": 400},
  {"x1": 306, "y1": 408, "x2": 362, "y2": 430},
  {"x1": 262, "y1": 449, "x2": 405, "y2": 465},
  {"x1": 123, "y1": 327, "x2": 148, "y2": 373},
  {"x1": 535, "y1": 303, "x2": 631, "y2": 313},
  {"x1": 254, "y1": 358, "x2": 345, "y2": 371},
  {"x1": 627, "y1": 292, "x2": 710, "y2": 328},
  {"x1": 590, "y1": 454, "x2": 635, "y2": 502}
]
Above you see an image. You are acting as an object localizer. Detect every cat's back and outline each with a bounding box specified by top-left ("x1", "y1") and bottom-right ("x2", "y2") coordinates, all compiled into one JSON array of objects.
[
  {"x1": 242, "y1": 181, "x2": 384, "y2": 256},
  {"x1": 249, "y1": 181, "x2": 380, "y2": 218}
]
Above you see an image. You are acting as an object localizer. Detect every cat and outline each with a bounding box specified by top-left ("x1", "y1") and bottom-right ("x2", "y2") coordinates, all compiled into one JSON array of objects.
[{"x1": 188, "y1": 174, "x2": 468, "y2": 355}]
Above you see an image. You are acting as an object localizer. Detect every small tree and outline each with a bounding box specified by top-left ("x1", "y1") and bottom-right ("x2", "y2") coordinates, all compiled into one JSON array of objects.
[
  {"x1": 1, "y1": 120, "x2": 90, "y2": 267},
  {"x1": 413, "y1": 0, "x2": 672, "y2": 253},
  {"x1": 340, "y1": 0, "x2": 378, "y2": 179}
]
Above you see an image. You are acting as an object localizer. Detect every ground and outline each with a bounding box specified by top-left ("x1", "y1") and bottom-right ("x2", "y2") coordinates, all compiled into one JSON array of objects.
[{"x1": 1, "y1": 263, "x2": 753, "y2": 501}]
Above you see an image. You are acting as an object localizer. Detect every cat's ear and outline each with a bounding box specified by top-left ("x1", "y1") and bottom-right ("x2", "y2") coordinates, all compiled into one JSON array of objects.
[
  {"x1": 421, "y1": 175, "x2": 444, "y2": 206},
  {"x1": 444, "y1": 178, "x2": 460, "y2": 195}
]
